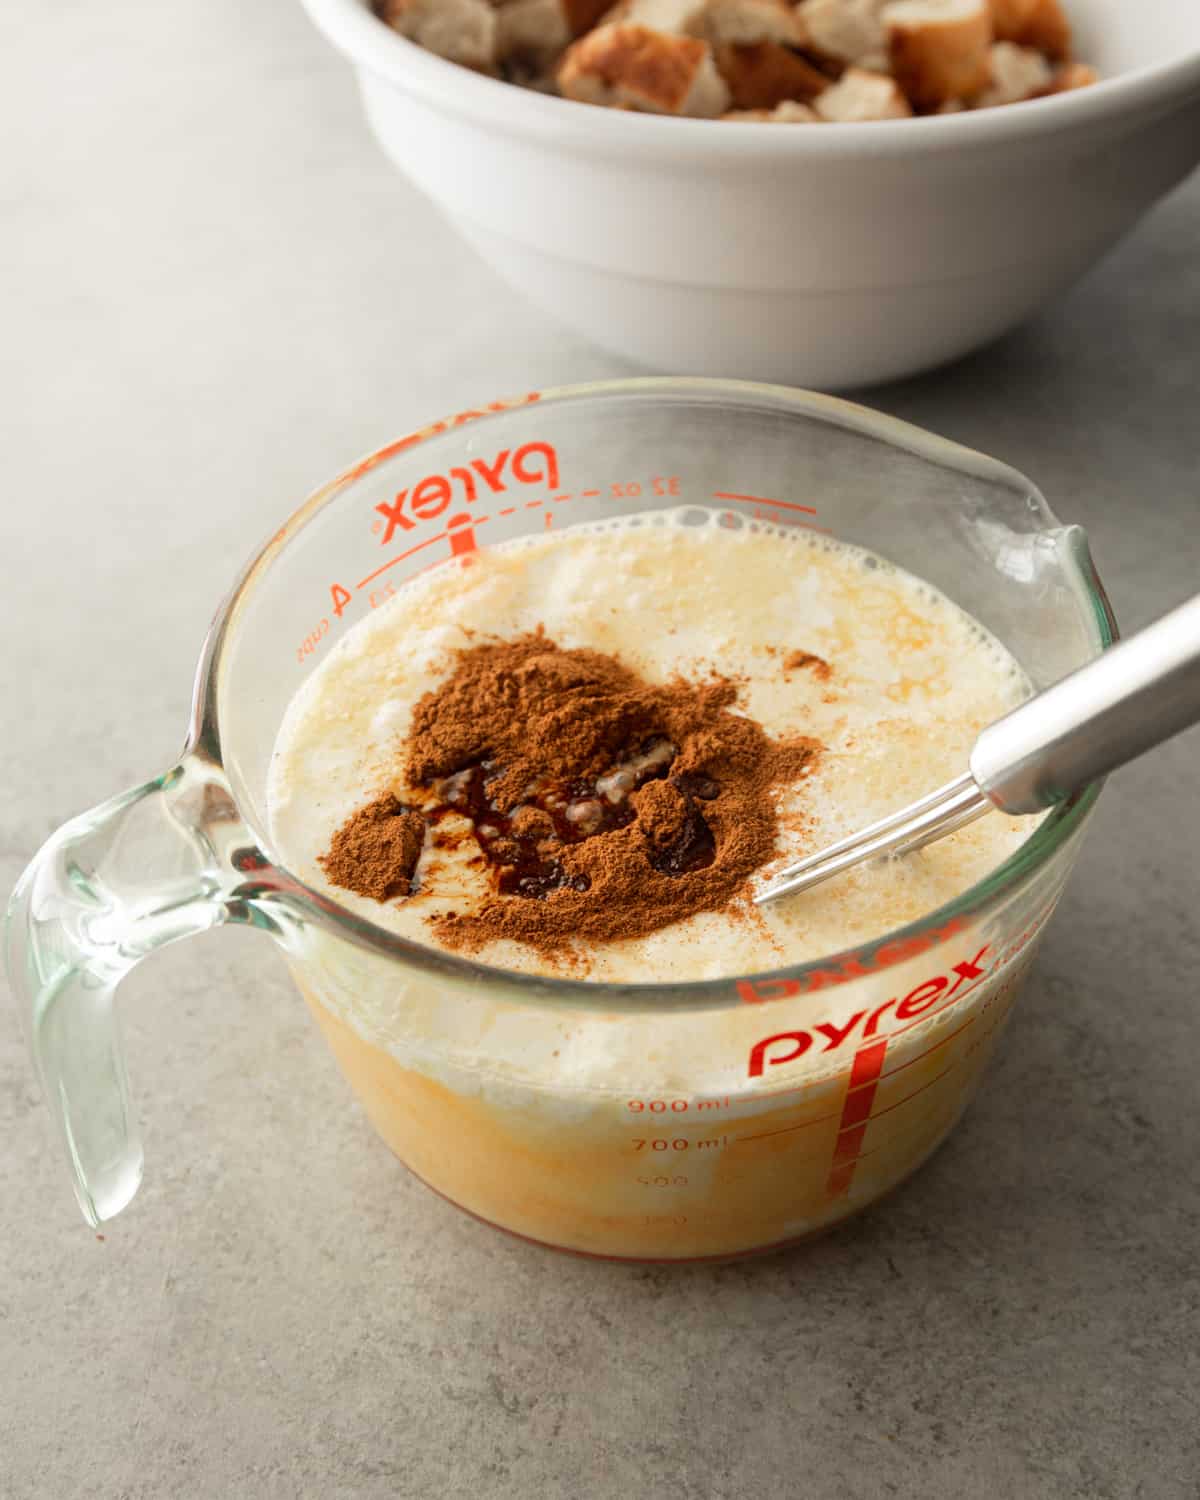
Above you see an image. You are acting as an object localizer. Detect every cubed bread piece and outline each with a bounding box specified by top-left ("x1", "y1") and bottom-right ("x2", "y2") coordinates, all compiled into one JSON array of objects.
[
  {"x1": 814, "y1": 64, "x2": 912, "y2": 118},
  {"x1": 1019, "y1": 0, "x2": 1069, "y2": 59},
  {"x1": 495, "y1": 0, "x2": 569, "y2": 65},
  {"x1": 600, "y1": 0, "x2": 708, "y2": 35},
  {"x1": 972, "y1": 39, "x2": 1050, "y2": 105},
  {"x1": 883, "y1": 0, "x2": 992, "y2": 109},
  {"x1": 985, "y1": 0, "x2": 1033, "y2": 39},
  {"x1": 716, "y1": 39, "x2": 830, "y2": 106},
  {"x1": 705, "y1": 0, "x2": 802, "y2": 45},
  {"x1": 494, "y1": 0, "x2": 612, "y2": 66},
  {"x1": 558, "y1": 23, "x2": 732, "y2": 113},
  {"x1": 723, "y1": 99, "x2": 820, "y2": 118},
  {"x1": 562, "y1": 0, "x2": 617, "y2": 25},
  {"x1": 605, "y1": 0, "x2": 800, "y2": 45},
  {"x1": 986, "y1": 0, "x2": 1068, "y2": 58},
  {"x1": 795, "y1": 0, "x2": 887, "y2": 67},
  {"x1": 1047, "y1": 60, "x2": 1097, "y2": 93},
  {"x1": 379, "y1": 0, "x2": 498, "y2": 68}
]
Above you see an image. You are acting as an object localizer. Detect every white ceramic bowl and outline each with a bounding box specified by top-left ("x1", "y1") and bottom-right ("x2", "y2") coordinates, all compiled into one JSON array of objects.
[{"x1": 300, "y1": 0, "x2": 1200, "y2": 387}]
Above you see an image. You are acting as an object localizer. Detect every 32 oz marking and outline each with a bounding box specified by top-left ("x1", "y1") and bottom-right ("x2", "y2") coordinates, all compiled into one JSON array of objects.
[{"x1": 610, "y1": 475, "x2": 680, "y2": 500}]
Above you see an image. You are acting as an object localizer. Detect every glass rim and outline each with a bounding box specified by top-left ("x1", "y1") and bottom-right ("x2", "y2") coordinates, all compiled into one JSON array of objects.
[{"x1": 194, "y1": 377, "x2": 1116, "y2": 1014}]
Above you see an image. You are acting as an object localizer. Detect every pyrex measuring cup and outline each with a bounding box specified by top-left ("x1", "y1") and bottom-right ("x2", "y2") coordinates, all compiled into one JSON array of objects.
[{"x1": 7, "y1": 379, "x2": 1114, "y2": 1261}]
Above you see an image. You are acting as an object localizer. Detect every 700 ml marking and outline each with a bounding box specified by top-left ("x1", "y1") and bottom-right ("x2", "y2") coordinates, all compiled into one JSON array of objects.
[{"x1": 633, "y1": 1136, "x2": 728, "y2": 1152}]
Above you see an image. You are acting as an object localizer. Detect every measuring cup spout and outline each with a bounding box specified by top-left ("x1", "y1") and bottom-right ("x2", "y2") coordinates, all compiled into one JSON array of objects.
[{"x1": 4, "y1": 755, "x2": 280, "y2": 1225}]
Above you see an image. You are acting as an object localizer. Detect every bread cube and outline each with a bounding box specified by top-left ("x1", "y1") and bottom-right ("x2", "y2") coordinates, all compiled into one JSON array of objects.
[
  {"x1": 494, "y1": 0, "x2": 612, "y2": 67},
  {"x1": 379, "y1": 0, "x2": 498, "y2": 68},
  {"x1": 705, "y1": 0, "x2": 803, "y2": 45},
  {"x1": 986, "y1": 0, "x2": 1069, "y2": 59},
  {"x1": 1020, "y1": 0, "x2": 1070, "y2": 60},
  {"x1": 599, "y1": 0, "x2": 708, "y2": 36},
  {"x1": 972, "y1": 40, "x2": 1051, "y2": 105},
  {"x1": 986, "y1": 0, "x2": 1033, "y2": 39},
  {"x1": 605, "y1": 0, "x2": 801, "y2": 46},
  {"x1": 883, "y1": 0, "x2": 991, "y2": 109},
  {"x1": 795, "y1": 0, "x2": 888, "y2": 69},
  {"x1": 558, "y1": 22, "x2": 732, "y2": 113},
  {"x1": 1047, "y1": 60, "x2": 1097, "y2": 93},
  {"x1": 814, "y1": 65, "x2": 912, "y2": 118},
  {"x1": 716, "y1": 39, "x2": 831, "y2": 107}
]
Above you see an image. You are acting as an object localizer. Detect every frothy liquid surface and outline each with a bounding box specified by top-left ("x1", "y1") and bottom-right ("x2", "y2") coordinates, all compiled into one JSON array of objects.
[{"x1": 268, "y1": 512, "x2": 1033, "y2": 978}]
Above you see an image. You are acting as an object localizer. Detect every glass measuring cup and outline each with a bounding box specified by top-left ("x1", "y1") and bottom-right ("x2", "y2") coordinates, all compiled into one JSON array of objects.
[{"x1": 7, "y1": 379, "x2": 1115, "y2": 1261}]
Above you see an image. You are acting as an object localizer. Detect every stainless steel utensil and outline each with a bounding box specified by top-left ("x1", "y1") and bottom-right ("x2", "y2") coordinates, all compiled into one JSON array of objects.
[{"x1": 756, "y1": 593, "x2": 1200, "y2": 906}]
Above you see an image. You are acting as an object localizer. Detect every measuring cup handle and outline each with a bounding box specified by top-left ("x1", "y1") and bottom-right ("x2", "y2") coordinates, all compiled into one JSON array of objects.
[{"x1": 5, "y1": 758, "x2": 272, "y2": 1226}]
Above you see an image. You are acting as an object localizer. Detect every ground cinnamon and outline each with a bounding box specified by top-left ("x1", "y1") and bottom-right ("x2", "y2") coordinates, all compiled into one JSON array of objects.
[
  {"x1": 318, "y1": 794, "x2": 426, "y2": 901},
  {"x1": 321, "y1": 631, "x2": 821, "y2": 961}
]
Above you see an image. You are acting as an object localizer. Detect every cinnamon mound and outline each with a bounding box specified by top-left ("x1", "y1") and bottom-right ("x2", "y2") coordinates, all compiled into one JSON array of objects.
[{"x1": 323, "y1": 631, "x2": 820, "y2": 961}]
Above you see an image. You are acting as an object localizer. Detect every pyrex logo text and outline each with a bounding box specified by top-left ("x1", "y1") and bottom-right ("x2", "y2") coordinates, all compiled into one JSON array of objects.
[
  {"x1": 374, "y1": 442, "x2": 560, "y2": 544},
  {"x1": 746, "y1": 946, "x2": 990, "y2": 1078}
]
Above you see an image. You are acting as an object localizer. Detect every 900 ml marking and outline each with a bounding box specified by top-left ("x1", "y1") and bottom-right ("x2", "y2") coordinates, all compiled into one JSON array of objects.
[{"x1": 627, "y1": 1097, "x2": 730, "y2": 1113}]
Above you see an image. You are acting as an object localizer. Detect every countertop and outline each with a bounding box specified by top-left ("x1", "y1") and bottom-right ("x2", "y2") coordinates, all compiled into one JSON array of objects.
[{"x1": 3, "y1": 4, "x2": 1199, "y2": 1497}]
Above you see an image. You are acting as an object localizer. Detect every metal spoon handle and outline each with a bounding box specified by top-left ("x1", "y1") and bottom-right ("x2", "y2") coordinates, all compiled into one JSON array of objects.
[{"x1": 970, "y1": 593, "x2": 1200, "y2": 814}]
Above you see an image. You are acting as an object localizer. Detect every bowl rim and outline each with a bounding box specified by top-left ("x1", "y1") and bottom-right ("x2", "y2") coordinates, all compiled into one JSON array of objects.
[{"x1": 299, "y1": 0, "x2": 1200, "y2": 161}]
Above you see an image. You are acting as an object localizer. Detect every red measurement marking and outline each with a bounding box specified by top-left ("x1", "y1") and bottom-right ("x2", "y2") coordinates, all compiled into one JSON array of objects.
[
  {"x1": 838, "y1": 1083, "x2": 877, "y2": 1132},
  {"x1": 878, "y1": 1009, "x2": 979, "y2": 1081},
  {"x1": 355, "y1": 516, "x2": 491, "y2": 590},
  {"x1": 739, "y1": 984, "x2": 999, "y2": 1144},
  {"x1": 735, "y1": 1109, "x2": 841, "y2": 1145},
  {"x1": 581, "y1": 489, "x2": 600, "y2": 497},
  {"x1": 826, "y1": 1039, "x2": 888, "y2": 1199},
  {"x1": 525, "y1": 499, "x2": 543, "y2": 509},
  {"x1": 848, "y1": 1016, "x2": 1012, "y2": 1167},
  {"x1": 553, "y1": 493, "x2": 573, "y2": 502},
  {"x1": 499, "y1": 506, "x2": 516, "y2": 517},
  {"x1": 831, "y1": 1123, "x2": 868, "y2": 1166},
  {"x1": 823, "y1": 983, "x2": 1016, "y2": 1197},
  {"x1": 448, "y1": 513, "x2": 479, "y2": 558},
  {"x1": 864, "y1": 1063, "x2": 956, "y2": 1126},
  {"x1": 848, "y1": 1039, "x2": 889, "y2": 1089},
  {"x1": 357, "y1": 531, "x2": 445, "y2": 588},
  {"x1": 826, "y1": 1161, "x2": 857, "y2": 1198},
  {"x1": 850, "y1": 1102, "x2": 955, "y2": 1166},
  {"x1": 714, "y1": 491, "x2": 818, "y2": 516},
  {"x1": 412, "y1": 553, "x2": 450, "y2": 581}
]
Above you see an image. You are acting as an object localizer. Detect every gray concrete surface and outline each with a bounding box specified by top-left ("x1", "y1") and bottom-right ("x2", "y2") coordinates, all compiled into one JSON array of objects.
[{"x1": 3, "y1": 4, "x2": 1199, "y2": 1497}]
